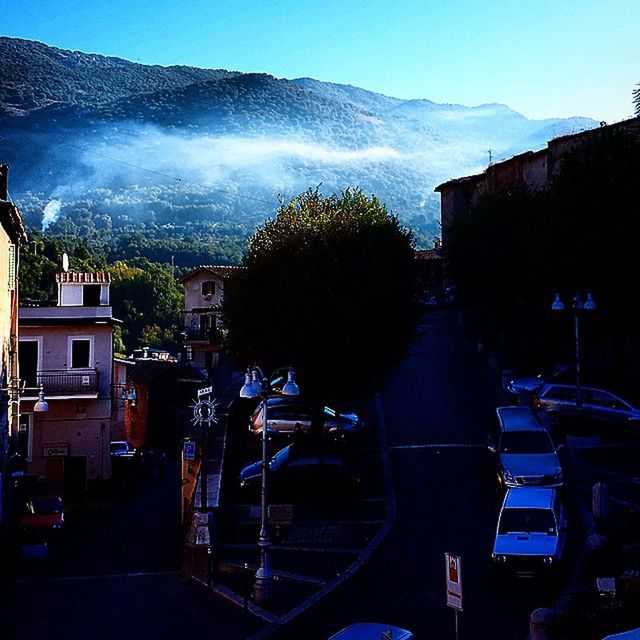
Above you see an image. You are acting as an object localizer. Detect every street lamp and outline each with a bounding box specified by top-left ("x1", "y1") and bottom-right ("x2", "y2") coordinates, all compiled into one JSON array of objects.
[
  {"x1": 239, "y1": 366, "x2": 300, "y2": 602},
  {"x1": 551, "y1": 292, "x2": 597, "y2": 409}
]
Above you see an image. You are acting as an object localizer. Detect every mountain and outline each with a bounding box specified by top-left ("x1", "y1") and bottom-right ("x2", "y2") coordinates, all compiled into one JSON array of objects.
[{"x1": 0, "y1": 37, "x2": 597, "y2": 265}]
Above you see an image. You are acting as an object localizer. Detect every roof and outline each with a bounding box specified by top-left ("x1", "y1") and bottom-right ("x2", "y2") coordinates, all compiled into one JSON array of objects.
[
  {"x1": 415, "y1": 249, "x2": 441, "y2": 261},
  {"x1": 178, "y1": 265, "x2": 242, "y2": 284},
  {"x1": 434, "y1": 172, "x2": 484, "y2": 193},
  {"x1": 496, "y1": 406, "x2": 543, "y2": 432},
  {"x1": 128, "y1": 361, "x2": 209, "y2": 384},
  {"x1": 0, "y1": 199, "x2": 27, "y2": 243},
  {"x1": 504, "y1": 487, "x2": 555, "y2": 510},
  {"x1": 56, "y1": 272, "x2": 111, "y2": 284}
]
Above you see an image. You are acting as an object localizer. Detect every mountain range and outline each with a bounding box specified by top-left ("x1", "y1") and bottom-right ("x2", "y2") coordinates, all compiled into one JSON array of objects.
[{"x1": 0, "y1": 36, "x2": 597, "y2": 264}]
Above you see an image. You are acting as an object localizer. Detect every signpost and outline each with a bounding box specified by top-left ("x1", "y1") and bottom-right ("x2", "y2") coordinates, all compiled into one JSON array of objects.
[
  {"x1": 183, "y1": 440, "x2": 196, "y2": 461},
  {"x1": 445, "y1": 552, "x2": 463, "y2": 640},
  {"x1": 191, "y1": 387, "x2": 218, "y2": 510}
]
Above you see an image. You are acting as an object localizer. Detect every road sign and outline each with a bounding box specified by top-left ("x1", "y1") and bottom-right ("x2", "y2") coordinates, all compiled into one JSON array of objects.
[
  {"x1": 198, "y1": 385, "x2": 213, "y2": 398},
  {"x1": 445, "y1": 552, "x2": 463, "y2": 611},
  {"x1": 183, "y1": 441, "x2": 196, "y2": 461}
]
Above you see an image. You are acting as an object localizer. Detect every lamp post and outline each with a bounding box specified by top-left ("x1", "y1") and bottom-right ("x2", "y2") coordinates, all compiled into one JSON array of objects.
[
  {"x1": 551, "y1": 292, "x2": 596, "y2": 409},
  {"x1": 239, "y1": 367, "x2": 299, "y2": 602}
]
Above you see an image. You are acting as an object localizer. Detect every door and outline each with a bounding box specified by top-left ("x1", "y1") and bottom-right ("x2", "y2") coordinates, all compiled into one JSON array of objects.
[
  {"x1": 64, "y1": 456, "x2": 87, "y2": 504},
  {"x1": 19, "y1": 340, "x2": 39, "y2": 389}
]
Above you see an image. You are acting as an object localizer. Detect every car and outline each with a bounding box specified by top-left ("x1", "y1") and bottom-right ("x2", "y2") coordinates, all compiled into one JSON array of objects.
[
  {"x1": 239, "y1": 443, "x2": 357, "y2": 498},
  {"x1": 249, "y1": 396, "x2": 362, "y2": 440},
  {"x1": 326, "y1": 623, "x2": 415, "y2": 639},
  {"x1": 488, "y1": 406, "x2": 563, "y2": 488},
  {"x1": 17, "y1": 494, "x2": 65, "y2": 532},
  {"x1": 506, "y1": 364, "x2": 573, "y2": 396},
  {"x1": 110, "y1": 440, "x2": 135, "y2": 457},
  {"x1": 534, "y1": 384, "x2": 640, "y2": 423},
  {"x1": 492, "y1": 487, "x2": 567, "y2": 577}
]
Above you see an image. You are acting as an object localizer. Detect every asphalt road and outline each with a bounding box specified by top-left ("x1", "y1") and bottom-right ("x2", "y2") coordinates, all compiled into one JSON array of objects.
[{"x1": 265, "y1": 311, "x2": 567, "y2": 640}]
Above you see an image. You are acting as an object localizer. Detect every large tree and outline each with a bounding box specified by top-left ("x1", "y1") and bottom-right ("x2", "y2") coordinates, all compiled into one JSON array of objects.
[{"x1": 224, "y1": 188, "x2": 421, "y2": 400}]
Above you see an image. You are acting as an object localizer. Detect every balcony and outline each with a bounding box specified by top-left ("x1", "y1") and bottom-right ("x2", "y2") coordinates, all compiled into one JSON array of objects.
[
  {"x1": 22, "y1": 369, "x2": 100, "y2": 399},
  {"x1": 183, "y1": 326, "x2": 224, "y2": 344}
]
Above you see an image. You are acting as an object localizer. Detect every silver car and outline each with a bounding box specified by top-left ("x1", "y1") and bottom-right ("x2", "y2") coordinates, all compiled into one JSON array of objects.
[
  {"x1": 489, "y1": 407, "x2": 563, "y2": 488},
  {"x1": 492, "y1": 487, "x2": 567, "y2": 576},
  {"x1": 535, "y1": 384, "x2": 640, "y2": 423}
]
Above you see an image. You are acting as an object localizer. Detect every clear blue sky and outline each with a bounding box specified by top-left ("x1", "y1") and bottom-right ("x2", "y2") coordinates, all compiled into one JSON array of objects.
[{"x1": 4, "y1": 0, "x2": 639, "y2": 121}]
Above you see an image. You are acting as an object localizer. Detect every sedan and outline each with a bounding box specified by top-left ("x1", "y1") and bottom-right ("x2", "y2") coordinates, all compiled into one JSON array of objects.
[
  {"x1": 239, "y1": 443, "x2": 357, "y2": 498},
  {"x1": 534, "y1": 384, "x2": 640, "y2": 423},
  {"x1": 492, "y1": 487, "x2": 567, "y2": 577},
  {"x1": 506, "y1": 364, "x2": 572, "y2": 396},
  {"x1": 249, "y1": 397, "x2": 362, "y2": 439}
]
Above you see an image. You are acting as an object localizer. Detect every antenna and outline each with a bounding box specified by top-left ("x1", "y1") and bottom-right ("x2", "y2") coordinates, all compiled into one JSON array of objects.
[
  {"x1": 62, "y1": 252, "x2": 69, "y2": 273},
  {"x1": 487, "y1": 149, "x2": 493, "y2": 165}
]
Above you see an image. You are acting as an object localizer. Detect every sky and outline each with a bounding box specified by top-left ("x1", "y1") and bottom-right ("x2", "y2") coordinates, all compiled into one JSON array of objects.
[{"x1": 3, "y1": 0, "x2": 639, "y2": 122}]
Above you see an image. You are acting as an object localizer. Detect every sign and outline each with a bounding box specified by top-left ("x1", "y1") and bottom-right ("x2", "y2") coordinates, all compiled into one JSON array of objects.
[
  {"x1": 445, "y1": 552, "x2": 463, "y2": 611},
  {"x1": 43, "y1": 443, "x2": 69, "y2": 457},
  {"x1": 183, "y1": 441, "x2": 196, "y2": 461},
  {"x1": 197, "y1": 385, "x2": 213, "y2": 398}
]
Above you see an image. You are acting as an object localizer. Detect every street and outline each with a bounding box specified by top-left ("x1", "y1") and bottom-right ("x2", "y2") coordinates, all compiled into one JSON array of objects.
[{"x1": 265, "y1": 311, "x2": 568, "y2": 639}]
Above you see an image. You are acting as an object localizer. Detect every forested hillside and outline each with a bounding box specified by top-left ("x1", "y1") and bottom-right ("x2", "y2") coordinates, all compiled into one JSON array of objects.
[{"x1": 1, "y1": 37, "x2": 597, "y2": 269}]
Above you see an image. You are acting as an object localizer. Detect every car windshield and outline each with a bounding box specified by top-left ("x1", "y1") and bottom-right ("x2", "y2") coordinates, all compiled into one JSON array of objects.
[
  {"x1": 500, "y1": 431, "x2": 554, "y2": 454},
  {"x1": 498, "y1": 508, "x2": 556, "y2": 535},
  {"x1": 110, "y1": 442, "x2": 129, "y2": 453},
  {"x1": 25, "y1": 497, "x2": 62, "y2": 515}
]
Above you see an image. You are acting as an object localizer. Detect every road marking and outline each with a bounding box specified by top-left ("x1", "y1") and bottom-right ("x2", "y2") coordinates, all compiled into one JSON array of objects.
[
  {"x1": 389, "y1": 443, "x2": 486, "y2": 450},
  {"x1": 15, "y1": 570, "x2": 181, "y2": 585}
]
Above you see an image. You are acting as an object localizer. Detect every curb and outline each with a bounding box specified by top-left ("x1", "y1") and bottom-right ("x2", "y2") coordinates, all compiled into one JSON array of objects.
[{"x1": 240, "y1": 392, "x2": 397, "y2": 639}]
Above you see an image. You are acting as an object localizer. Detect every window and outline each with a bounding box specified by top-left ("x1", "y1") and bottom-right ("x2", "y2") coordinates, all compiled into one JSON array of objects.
[
  {"x1": 71, "y1": 339, "x2": 91, "y2": 368},
  {"x1": 83, "y1": 284, "x2": 101, "y2": 306},
  {"x1": 202, "y1": 281, "x2": 215, "y2": 297}
]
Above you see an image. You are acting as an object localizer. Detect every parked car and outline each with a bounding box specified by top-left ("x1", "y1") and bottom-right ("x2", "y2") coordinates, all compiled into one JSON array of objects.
[
  {"x1": 17, "y1": 493, "x2": 65, "y2": 532},
  {"x1": 492, "y1": 487, "x2": 567, "y2": 576},
  {"x1": 506, "y1": 364, "x2": 573, "y2": 396},
  {"x1": 488, "y1": 406, "x2": 563, "y2": 488},
  {"x1": 239, "y1": 443, "x2": 357, "y2": 498},
  {"x1": 327, "y1": 623, "x2": 415, "y2": 639},
  {"x1": 249, "y1": 397, "x2": 362, "y2": 440},
  {"x1": 110, "y1": 440, "x2": 135, "y2": 457},
  {"x1": 534, "y1": 384, "x2": 640, "y2": 424}
]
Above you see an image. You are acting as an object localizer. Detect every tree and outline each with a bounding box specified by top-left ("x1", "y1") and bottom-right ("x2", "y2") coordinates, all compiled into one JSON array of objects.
[
  {"x1": 223, "y1": 188, "x2": 421, "y2": 400},
  {"x1": 108, "y1": 259, "x2": 183, "y2": 353}
]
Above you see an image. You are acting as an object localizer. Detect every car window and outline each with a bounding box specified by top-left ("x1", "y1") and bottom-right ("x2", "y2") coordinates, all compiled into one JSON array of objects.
[
  {"x1": 544, "y1": 386, "x2": 576, "y2": 401},
  {"x1": 498, "y1": 508, "x2": 557, "y2": 535},
  {"x1": 590, "y1": 390, "x2": 629, "y2": 410},
  {"x1": 499, "y1": 431, "x2": 555, "y2": 454}
]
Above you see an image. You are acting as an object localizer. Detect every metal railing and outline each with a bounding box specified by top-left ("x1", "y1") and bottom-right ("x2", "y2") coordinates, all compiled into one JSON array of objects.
[
  {"x1": 23, "y1": 369, "x2": 100, "y2": 396},
  {"x1": 183, "y1": 327, "x2": 224, "y2": 343}
]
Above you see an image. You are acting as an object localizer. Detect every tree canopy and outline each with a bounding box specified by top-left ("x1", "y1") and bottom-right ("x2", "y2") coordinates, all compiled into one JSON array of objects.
[{"x1": 223, "y1": 188, "x2": 421, "y2": 400}]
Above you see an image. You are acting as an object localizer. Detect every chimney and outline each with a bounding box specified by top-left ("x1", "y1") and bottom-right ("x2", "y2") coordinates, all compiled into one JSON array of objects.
[{"x1": 0, "y1": 164, "x2": 8, "y2": 201}]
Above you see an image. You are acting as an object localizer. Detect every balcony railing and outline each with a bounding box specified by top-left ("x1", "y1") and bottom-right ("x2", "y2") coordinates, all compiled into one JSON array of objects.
[
  {"x1": 23, "y1": 369, "x2": 100, "y2": 397},
  {"x1": 183, "y1": 327, "x2": 224, "y2": 343}
]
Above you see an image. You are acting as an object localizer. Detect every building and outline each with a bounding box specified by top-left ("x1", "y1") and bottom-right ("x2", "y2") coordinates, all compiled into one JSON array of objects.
[
  {"x1": 179, "y1": 265, "x2": 240, "y2": 371},
  {"x1": 435, "y1": 117, "x2": 640, "y2": 242},
  {"x1": 0, "y1": 164, "x2": 27, "y2": 525},
  {"x1": 18, "y1": 271, "x2": 120, "y2": 500}
]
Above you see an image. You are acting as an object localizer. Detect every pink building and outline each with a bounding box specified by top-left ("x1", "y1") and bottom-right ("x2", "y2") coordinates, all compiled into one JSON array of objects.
[
  {"x1": 179, "y1": 265, "x2": 240, "y2": 371},
  {"x1": 19, "y1": 272, "x2": 120, "y2": 498}
]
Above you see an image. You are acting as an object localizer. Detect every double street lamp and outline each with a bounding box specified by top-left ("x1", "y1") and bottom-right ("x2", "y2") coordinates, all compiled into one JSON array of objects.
[
  {"x1": 551, "y1": 291, "x2": 596, "y2": 409},
  {"x1": 239, "y1": 366, "x2": 300, "y2": 602}
]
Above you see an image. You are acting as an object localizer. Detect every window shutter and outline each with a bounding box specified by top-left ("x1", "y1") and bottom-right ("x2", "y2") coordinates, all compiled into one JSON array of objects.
[{"x1": 8, "y1": 244, "x2": 16, "y2": 290}]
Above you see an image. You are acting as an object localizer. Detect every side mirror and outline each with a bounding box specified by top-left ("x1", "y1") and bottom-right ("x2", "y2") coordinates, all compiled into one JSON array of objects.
[{"x1": 487, "y1": 435, "x2": 497, "y2": 454}]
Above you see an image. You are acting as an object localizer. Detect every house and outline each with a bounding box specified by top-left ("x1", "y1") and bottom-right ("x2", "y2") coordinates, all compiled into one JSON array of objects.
[
  {"x1": 178, "y1": 265, "x2": 240, "y2": 371},
  {"x1": 0, "y1": 164, "x2": 27, "y2": 525},
  {"x1": 124, "y1": 360, "x2": 209, "y2": 452},
  {"x1": 435, "y1": 117, "x2": 640, "y2": 243},
  {"x1": 18, "y1": 271, "x2": 120, "y2": 500}
]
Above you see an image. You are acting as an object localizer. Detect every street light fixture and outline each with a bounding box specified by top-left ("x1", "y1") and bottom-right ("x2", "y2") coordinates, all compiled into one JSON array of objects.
[
  {"x1": 239, "y1": 366, "x2": 300, "y2": 602},
  {"x1": 551, "y1": 291, "x2": 597, "y2": 409}
]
